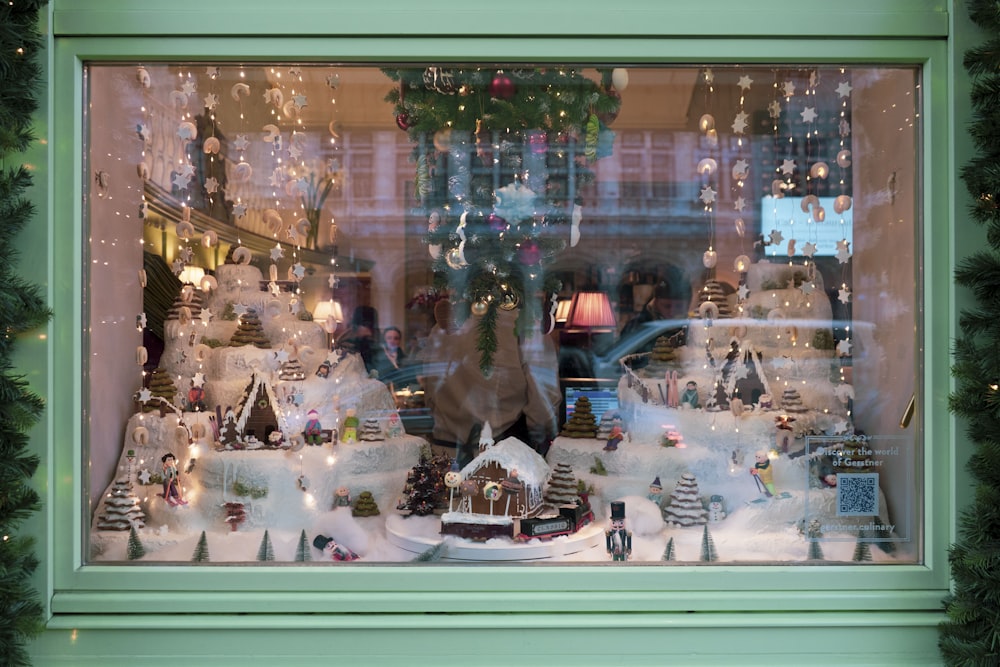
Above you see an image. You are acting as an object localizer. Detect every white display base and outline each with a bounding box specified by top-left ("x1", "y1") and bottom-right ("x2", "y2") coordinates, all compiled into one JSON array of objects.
[{"x1": 385, "y1": 514, "x2": 604, "y2": 561}]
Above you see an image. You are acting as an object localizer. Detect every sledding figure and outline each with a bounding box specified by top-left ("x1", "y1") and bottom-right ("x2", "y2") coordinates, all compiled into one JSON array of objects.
[
  {"x1": 312, "y1": 534, "x2": 359, "y2": 562},
  {"x1": 160, "y1": 452, "x2": 187, "y2": 506},
  {"x1": 303, "y1": 409, "x2": 324, "y2": 446},
  {"x1": 605, "y1": 501, "x2": 632, "y2": 562},
  {"x1": 603, "y1": 424, "x2": 624, "y2": 451},
  {"x1": 750, "y1": 450, "x2": 776, "y2": 497}
]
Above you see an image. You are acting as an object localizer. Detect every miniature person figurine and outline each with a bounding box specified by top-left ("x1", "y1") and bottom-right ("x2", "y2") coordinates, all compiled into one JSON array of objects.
[
  {"x1": 312, "y1": 534, "x2": 359, "y2": 562},
  {"x1": 680, "y1": 380, "x2": 700, "y2": 409},
  {"x1": 386, "y1": 412, "x2": 404, "y2": 439},
  {"x1": 604, "y1": 424, "x2": 624, "y2": 451},
  {"x1": 605, "y1": 501, "x2": 631, "y2": 562},
  {"x1": 341, "y1": 408, "x2": 359, "y2": 443},
  {"x1": 186, "y1": 380, "x2": 206, "y2": 412},
  {"x1": 647, "y1": 476, "x2": 663, "y2": 504},
  {"x1": 303, "y1": 409, "x2": 324, "y2": 446},
  {"x1": 333, "y1": 486, "x2": 352, "y2": 508},
  {"x1": 160, "y1": 452, "x2": 187, "y2": 506},
  {"x1": 750, "y1": 450, "x2": 776, "y2": 497}
]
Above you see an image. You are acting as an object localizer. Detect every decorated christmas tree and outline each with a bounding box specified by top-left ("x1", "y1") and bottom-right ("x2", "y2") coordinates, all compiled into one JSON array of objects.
[
  {"x1": 126, "y1": 524, "x2": 146, "y2": 560},
  {"x1": 662, "y1": 473, "x2": 709, "y2": 526},
  {"x1": 397, "y1": 456, "x2": 448, "y2": 516},
  {"x1": 191, "y1": 531, "x2": 210, "y2": 562},
  {"x1": 278, "y1": 357, "x2": 306, "y2": 381},
  {"x1": 352, "y1": 491, "x2": 381, "y2": 517},
  {"x1": 544, "y1": 462, "x2": 581, "y2": 506},
  {"x1": 294, "y1": 529, "x2": 311, "y2": 562},
  {"x1": 96, "y1": 478, "x2": 146, "y2": 531},
  {"x1": 256, "y1": 530, "x2": 275, "y2": 562},
  {"x1": 700, "y1": 524, "x2": 719, "y2": 562},
  {"x1": 561, "y1": 395, "x2": 598, "y2": 438},
  {"x1": 229, "y1": 308, "x2": 271, "y2": 348},
  {"x1": 383, "y1": 66, "x2": 622, "y2": 373},
  {"x1": 144, "y1": 367, "x2": 178, "y2": 412}
]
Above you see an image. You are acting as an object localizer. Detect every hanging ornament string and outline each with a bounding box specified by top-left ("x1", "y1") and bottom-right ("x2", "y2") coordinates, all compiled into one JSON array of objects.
[
  {"x1": 697, "y1": 68, "x2": 719, "y2": 277},
  {"x1": 732, "y1": 70, "x2": 753, "y2": 316}
]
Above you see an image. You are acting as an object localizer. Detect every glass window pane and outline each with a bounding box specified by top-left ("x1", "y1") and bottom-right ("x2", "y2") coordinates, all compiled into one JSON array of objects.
[{"x1": 86, "y1": 63, "x2": 921, "y2": 565}]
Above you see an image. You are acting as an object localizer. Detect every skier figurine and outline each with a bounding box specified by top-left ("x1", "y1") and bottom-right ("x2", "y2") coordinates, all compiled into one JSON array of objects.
[
  {"x1": 160, "y1": 452, "x2": 187, "y2": 506},
  {"x1": 750, "y1": 450, "x2": 776, "y2": 497},
  {"x1": 605, "y1": 501, "x2": 632, "y2": 562}
]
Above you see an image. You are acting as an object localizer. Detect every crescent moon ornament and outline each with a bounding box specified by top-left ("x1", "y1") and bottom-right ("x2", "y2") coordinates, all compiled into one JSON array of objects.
[
  {"x1": 611, "y1": 67, "x2": 629, "y2": 92},
  {"x1": 800, "y1": 194, "x2": 820, "y2": 214},
  {"x1": 131, "y1": 426, "x2": 149, "y2": 446},
  {"x1": 264, "y1": 87, "x2": 283, "y2": 108},
  {"x1": 177, "y1": 121, "x2": 198, "y2": 141},
  {"x1": 734, "y1": 218, "x2": 746, "y2": 237},
  {"x1": 767, "y1": 308, "x2": 786, "y2": 321},
  {"x1": 201, "y1": 230, "x2": 218, "y2": 248},
  {"x1": 178, "y1": 306, "x2": 193, "y2": 326},
  {"x1": 233, "y1": 162, "x2": 253, "y2": 181},
  {"x1": 200, "y1": 275, "x2": 217, "y2": 293},
  {"x1": 836, "y1": 150, "x2": 852, "y2": 168},
  {"x1": 203, "y1": 136, "x2": 221, "y2": 154},
  {"x1": 175, "y1": 220, "x2": 195, "y2": 240},
  {"x1": 136, "y1": 346, "x2": 148, "y2": 366},
  {"x1": 262, "y1": 124, "x2": 280, "y2": 143},
  {"x1": 282, "y1": 100, "x2": 299, "y2": 119},
  {"x1": 296, "y1": 218, "x2": 311, "y2": 238},
  {"x1": 266, "y1": 299, "x2": 283, "y2": 318},
  {"x1": 175, "y1": 425, "x2": 190, "y2": 448},
  {"x1": 195, "y1": 343, "x2": 212, "y2": 362},
  {"x1": 834, "y1": 194, "x2": 853, "y2": 214},
  {"x1": 231, "y1": 82, "x2": 250, "y2": 102},
  {"x1": 169, "y1": 90, "x2": 188, "y2": 109},
  {"x1": 702, "y1": 249, "x2": 718, "y2": 268},
  {"x1": 699, "y1": 301, "x2": 719, "y2": 321},
  {"x1": 263, "y1": 209, "x2": 283, "y2": 234},
  {"x1": 232, "y1": 246, "x2": 253, "y2": 265}
]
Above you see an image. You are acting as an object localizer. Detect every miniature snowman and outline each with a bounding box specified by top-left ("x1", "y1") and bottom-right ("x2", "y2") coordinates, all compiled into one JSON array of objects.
[{"x1": 707, "y1": 494, "x2": 727, "y2": 522}]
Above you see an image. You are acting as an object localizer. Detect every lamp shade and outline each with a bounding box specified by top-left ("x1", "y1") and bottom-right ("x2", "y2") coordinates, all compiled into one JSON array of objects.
[
  {"x1": 567, "y1": 291, "x2": 616, "y2": 329},
  {"x1": 554, "y1": 297, "x2": 573, "y2": 324},
  {"x1": 313, "y1": 299, "x2": 344, "y2": 334}
]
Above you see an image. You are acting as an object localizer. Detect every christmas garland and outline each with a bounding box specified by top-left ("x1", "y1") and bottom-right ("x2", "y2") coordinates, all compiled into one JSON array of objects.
[
  {"x1": 0, "y1": 1, "x2": 49, "y2": 664},
  {"x1": 383, "y1": 66, "x2": 622, "y2": 373},
  {"x1": 940, "y1": 1, "x2": 1000, "y2": 662}
]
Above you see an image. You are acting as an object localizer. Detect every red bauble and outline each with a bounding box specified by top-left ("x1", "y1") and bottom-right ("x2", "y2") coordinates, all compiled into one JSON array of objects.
[
  {"x1": 519, "y1": 241, "x2": 541, "y2": 265},
  {"x1": 396, "y1": 112, "x2": 412, "y2": 130},
  {"x1": 487, "y1": 213, "x2": 507, "y2": 232},
  {"x1": 489, "y1": 73, "x2": 515, "y2": 100}
]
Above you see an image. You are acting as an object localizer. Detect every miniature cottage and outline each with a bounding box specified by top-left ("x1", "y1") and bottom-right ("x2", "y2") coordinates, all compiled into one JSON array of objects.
[
  {"x1": 235, "y1": 372, "x2": 287, "y2": 446},
  {"x1": 458, "y1": 436, "x2": 549, "y2": 519}
]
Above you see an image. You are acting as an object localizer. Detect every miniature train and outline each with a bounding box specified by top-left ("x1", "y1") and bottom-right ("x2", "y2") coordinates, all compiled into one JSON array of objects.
[{"x1": 516, "y1": 501, "x2": 595, "y2": 540}]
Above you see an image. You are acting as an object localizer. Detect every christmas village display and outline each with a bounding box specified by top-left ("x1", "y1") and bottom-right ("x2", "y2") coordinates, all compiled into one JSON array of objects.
[{"x1": 90, "y1": 63, "x2": 908, "y2": 564}]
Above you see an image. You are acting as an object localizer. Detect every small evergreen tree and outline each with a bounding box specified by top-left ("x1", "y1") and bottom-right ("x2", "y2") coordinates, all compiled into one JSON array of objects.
[
  {"x1": 852, "y1": 535, "x2": 872, "y2": 563},
  {"x1": 700, "y1": 524, "x2": 718, "y2": 562},
  {"x1": 806, "y1": 536, "x2": 824, "y2": 561},
  {"x1": 126, "y1": 524, "x2": 146, "y2": 560},
  {"x1": 412, "y1": 542, "x2": 446, "y2": 562},
  {"x1": 191, "y1": 531, "x2": 210, "y2": 562},
  {"x1": 294, "y1": 529, "x2": 311, "y2": 562},
  {"x1": 257, "y1": 530, "x2": 275, "y2": 562},
  {"x1": 661, "y1": 537, "x2": 676, "y2": 562},
  {"x1": 352, "y1": 491, "x2": 381, "y2": 517}
]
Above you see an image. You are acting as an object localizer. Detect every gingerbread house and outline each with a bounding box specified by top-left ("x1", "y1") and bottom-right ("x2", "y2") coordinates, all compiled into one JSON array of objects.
[
  {"x1": 458, "y1": 436, "x2": 550, "y2": 519},
  {"x1": 234, "y1": 372, "x2": 287, "y2": 446}
]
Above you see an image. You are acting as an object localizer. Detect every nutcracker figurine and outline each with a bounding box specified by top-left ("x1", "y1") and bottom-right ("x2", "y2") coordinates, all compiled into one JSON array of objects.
[{"x1": 605, "y1": 501, "x2": 632, "y2": 562}]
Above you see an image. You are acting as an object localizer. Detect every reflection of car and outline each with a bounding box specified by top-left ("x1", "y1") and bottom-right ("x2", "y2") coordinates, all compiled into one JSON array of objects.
[{"x1": 560, "y1": 319, "x2": 691, "y2": 381}]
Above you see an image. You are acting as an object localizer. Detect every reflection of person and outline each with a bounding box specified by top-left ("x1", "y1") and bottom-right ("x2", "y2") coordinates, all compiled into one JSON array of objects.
[
  {"x1": 337, "y1": 306, "x2": 379, "y2": 374},
  {"x1": 372, "y1": 325, "x2": 412, "y2": 384},
  {"x1": 620, "y1": 277, "x2": 690, "y2": 338},
  {"x1": 419, "y1": 302, "x2": 561, "y2": 466}
]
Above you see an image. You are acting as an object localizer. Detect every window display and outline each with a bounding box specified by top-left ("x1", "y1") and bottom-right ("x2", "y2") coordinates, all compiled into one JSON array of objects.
[{"x1": 85, "y1": 63, "x2": 921, "y2": 564}]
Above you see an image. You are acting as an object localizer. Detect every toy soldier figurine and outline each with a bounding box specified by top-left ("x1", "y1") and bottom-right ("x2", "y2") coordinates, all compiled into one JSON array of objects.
[{"x1": 605, "y1": 501, "x2": 632, "y2": 562}]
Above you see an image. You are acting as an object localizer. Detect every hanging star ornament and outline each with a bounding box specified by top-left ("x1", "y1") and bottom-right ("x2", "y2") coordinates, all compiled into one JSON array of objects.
[
  {"x1": 780, "y1": 159, "x2": 797, "y2": 175},
  {"x1": 782, "y1": 81, "x2": 796, "y2": 97},
  {"x1": 836, "y1": 81, "x2": 853, "y2": 98},
  {"x1": 837, "y1": 338, "x2": 853, "y2": 356},
  {"x1": 192, "y1": 372, "x2": 206, "y2": 388},
  {"x1": 836, "y1": 239, "x2": 852, "y2": 264},
  {"x1": 172, "y1": 172, "x2": 191, "y2": 190},
  {"x1": 138, "y1": 469, "x2": 152, "y2": 485},
  {"x1": 737, "y1": 74, "x2": 753, "y2": 91},
  {"x1": 199, "y1": 307, "x2": 213, "y2": 324},
  {"x1": 737, "y1": 283, "x2": 751, "y2": 301},
  {"x1": 768, "y1": 229, "x2": 784, "y2": 245},
  {"x1": 233, "y1": 134, "x2": 250, "y2": 151},
  {"x1": 138, "y1": 388, "x2": 153, "y2": 403},
  {"x1": 270, "y1": 244, "x2": 284, "y2": 261},
  {"x1": 233, "y1": 303, "x2": 249, "y2": 317},
  {"x1": 232, "y1": 202, "x2": 248, "y2": 219},
  {"x1": 292, "y1": 93, "x2": 308, "y2": 110},
  {"x1": 700, "y1": 186, "x2": 717, "y2": 205},
  {"x1": 203, "y1": 93, "x2": 219, "y2": 110},
  {"x1": 801, "y1": 241, "x2": 818, "y2": 258},
  {"x1": 274, "y1": 349, "x2": 290, "y2": 364},
  {"x1": 204, "y1": 177, "x2": 219, "y2": 194},
  {"x1": 734, "y1": 196, "x2": 747, "y2": 212},
  {"x1": 838, "y1": 287, "x2": 852, "y2": 304},
  {"x1": 328, "y1": 274, "x2": 339, "y2": 289},
  {"x1": 171, "y1": 258, "x2": 186, "y2": 275},
  {"x1": 800, "y1": 106, "x2": 818, "y2": 123},
  {"x1": 799, "y1": 281, "x2": 815, "y2": 296},
  {"x1": 768, "y1": 100, "x2": 782, "y2": 119},
  {"x1": 731, "y1": 111, "x2": 749, "y2": 134},
  {"x1": 291, "y1": 263, "x2": 306, "y2": 280}
]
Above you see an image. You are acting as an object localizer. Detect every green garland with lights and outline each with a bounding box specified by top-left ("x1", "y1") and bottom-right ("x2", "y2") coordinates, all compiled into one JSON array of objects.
[
  {"x1": 383, "y1": 66, "x2": 621, "y2": 373},
  {"x1": 0, "y1": 0, "x2": 48, "y2": 664},
  {"x1": 940, "y1": 1, "x2": 1000, "y2": 663}
]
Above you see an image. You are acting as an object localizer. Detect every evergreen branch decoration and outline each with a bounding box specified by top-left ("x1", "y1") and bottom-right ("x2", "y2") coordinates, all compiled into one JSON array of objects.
[
  {"x1": 941, "y1": 1, "x2": 1000, "y2": 663},
  {"x1": 0, "y1": 0, "x2": 49, "y2": 663}
]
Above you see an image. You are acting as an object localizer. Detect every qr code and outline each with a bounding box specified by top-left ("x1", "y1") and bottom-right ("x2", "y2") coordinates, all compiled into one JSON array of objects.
[{"x1": 836, "y1": 473, "x2": 879, "y2": 516}]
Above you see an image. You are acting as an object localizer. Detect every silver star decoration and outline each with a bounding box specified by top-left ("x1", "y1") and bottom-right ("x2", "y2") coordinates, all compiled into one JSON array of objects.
[
  {"x1": 233, "y1": 303, "x2": 248, "y2": 317},
  {"x1": 837, "y1": 338, "x2": 853, "y2": 356},
  {"x1": 809, "y1": 70, "x2": 819, "y2": 88},
  {"x1": 838, "y1": 287, "x2": 852, "y2": 304},
  {"x1": 269, "y1": 168, "x2": 285, "y2": 188},
  {"x1": 181, "y1": 79, "x2": 196, "y2": 95},
  {"x1": 268, "y1": 281, "x2": 282, "y2": 296},
  {"x1": 780, "y1": 159, "x2": 796, "y2": 175},
  {"x1": 732, "y1": 159, "x2": 750, "y2": 179},
  {"x1": 178, "y1": 163, "x2": 196, "y2": 179},
  {"x1": 138, "y1": 468, "x2": 152, "y2": 484},
  {"x1": 204, "y1": 177, "x2": 219, "y2": 194},
  {"x1": 833, "y1": 420, "x2": 850, "y2": 434},
  {"x1": 275, "y1": 349, "x2": 290, "y2": 364},
  {"x1": 291, "y1": 262, "x2": 306, "y2": 280},
  {"x1": 800, "y1": 106, "x2": 818, "y2": 123},
  {"x1": 172, "y1": 172, "x2": 191, "y2": 190},
  {"x1": 296, "y1": 177, "x2": 311, "y2": 195},
  {"x1": 731, "y1": 111, "x2": 749, "y2": 134},
  {"x1": 836, "y1": 240, "x2": 852, "y2": 264},
  {"x1": 136, "y1": 123, "x2": 150, "y2": 143},
  {"x1": 192, "y1": 372, "x2": 206, "y2": 387},
  {"x1": 233, "y1": 134, "x2": 250, "y2": 151},
  {"x1": 768, "y1": 100, "x2": 782, "y2": 118},
  {"x1": 840, "y1": 119, "x2": 851, "y2": 137},
  {"x1": 799, "y1": 281, "x2": 815, "y2": 296},
  {"x1": 270, "y1": 244, "x2": 284, "y2": 261},
  {"x1": 326, "y1": 73, "x2": 340, "y2": 89},
  {"x1": 203, "y1": 93, "x2": 219, "y2": 110},
  {"x1": 737, "y1": 283, "x2": 750, "y2": 300},
  {"x1": 205, "y1": 66, "x2": 220, "y2": 79},
  {"x1": 836, "y1": 81, "x2": 853, "y2": 98},
  {"x1": 179, "y1": 246, "x2": 194, "y2": 264},
  {"x1": 288, "y1": 143, "x2": 303, "y2": 160},
  {"x1": 138, "y1": 388, "x2": 153, "y2": 403},
  {"x1": 292, "y1": 93, "x2": 307, "y2": 109},
  {"x1": 737, "y1": 74, "x2": 753, "y2": 91},
  {"x1": 834, "y1": 383, "x2": 855, "y2": 402},
  {"x1": 782, "y1": 80, "x2": 796, "y2": 97},
  {"x1": 769, "y1": 229, "x2": 784, "y2": 245},
  {"x1": 199, "y1": 307, "x2": 213, "y2": 324},
  {"x1": 232, "y1": 202, "x2": 248, "y2": 219},
  {"x1": 734, "y1": 364, "x2": 750, "y2": 381},
  {"x1": 699, "y1": 186, "x2": 717, "y2": 205},
  {"x1": 290, "y1": 390, "x2": 304, "y2": 406},
  {"x1": 801, "y1": 242, "x2": 818, "y2": 258},
  {"x1": 171, "y1": 258, "x2": 185, "y2": 275},
  {"x1": 734, "y1": 196, "x2": 747, "y2": 212}
]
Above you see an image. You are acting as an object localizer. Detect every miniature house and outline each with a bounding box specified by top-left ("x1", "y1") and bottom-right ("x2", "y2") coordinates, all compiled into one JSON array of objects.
[{"x1": 459, "y1": 437, "x2": 550, "y2": 519}]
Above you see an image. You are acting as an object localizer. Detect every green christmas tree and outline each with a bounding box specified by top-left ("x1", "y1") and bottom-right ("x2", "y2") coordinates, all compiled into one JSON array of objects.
[
  {"x1": 412, "y1": 542, "x2": 446, "y2": 562},
  {"x1": 561, "y1": 396, "x2": 598, "y2": 438},
  {"x1": 661, "y1": 537, "x2": 676, "y2": 562},
  {"x1": 229, "y1": 308, "x2": 271, "y2": 348},
  {"x1": 126, "y1": 525, "x2": 146, "y2": 561},
  {"x1": 294, "y1": 529, "x2": 311, "y2": 562},
  {"x1": 191, "y1": 531, "x2": 210, "y2": 562},
  {"x1": 256, "y1": 530, "x2": 275, "y2": 562},
  {"x1": 700, "y1": 524, "x2": 718, "y2": 563},
  {"x1": 383, "y1": 66, "x2": 621, "y2": 373},
  {"x1": 852, "y1": 535, "x2": 872, "y2": 563},
  {"x1": 352, "y1": 491, "x2": 381, "y2": 517}
]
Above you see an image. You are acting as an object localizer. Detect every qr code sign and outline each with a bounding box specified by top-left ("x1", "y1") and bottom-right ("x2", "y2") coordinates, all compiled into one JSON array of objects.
[{"x1": 836, "y1": 473, "x2": 879, "y2": 516}]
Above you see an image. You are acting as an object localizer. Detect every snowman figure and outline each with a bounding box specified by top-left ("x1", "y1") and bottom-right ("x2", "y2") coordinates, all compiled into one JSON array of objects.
[{"x1": 707, "y1": 494, "x2": 727, "y2": 522}]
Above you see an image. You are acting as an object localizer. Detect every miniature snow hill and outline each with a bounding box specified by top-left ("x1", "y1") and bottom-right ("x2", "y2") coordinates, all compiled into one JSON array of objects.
[{"x1": 90, "y1": 260, "x2": 424, "y2": 562}]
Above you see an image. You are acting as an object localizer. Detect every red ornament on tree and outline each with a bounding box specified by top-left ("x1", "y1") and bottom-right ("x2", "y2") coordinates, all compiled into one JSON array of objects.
[
  {"x1": 519, "y1": 240, "x2": 541, "y2": 265},
  {"x1": 489, "y1": 73, "x2": 515, "y2": 100},
  {"x1": 396, "y1": 112, "x2": 413, "y2": 130},
  {"x1": 487, "y1": 213, "x2": 507, "y2": 232}
]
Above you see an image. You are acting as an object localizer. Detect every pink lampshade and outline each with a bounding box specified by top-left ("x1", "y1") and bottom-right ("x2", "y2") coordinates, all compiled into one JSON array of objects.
[{"x1": 567, "y1": 291, "x2": 616, "y2": 330}]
